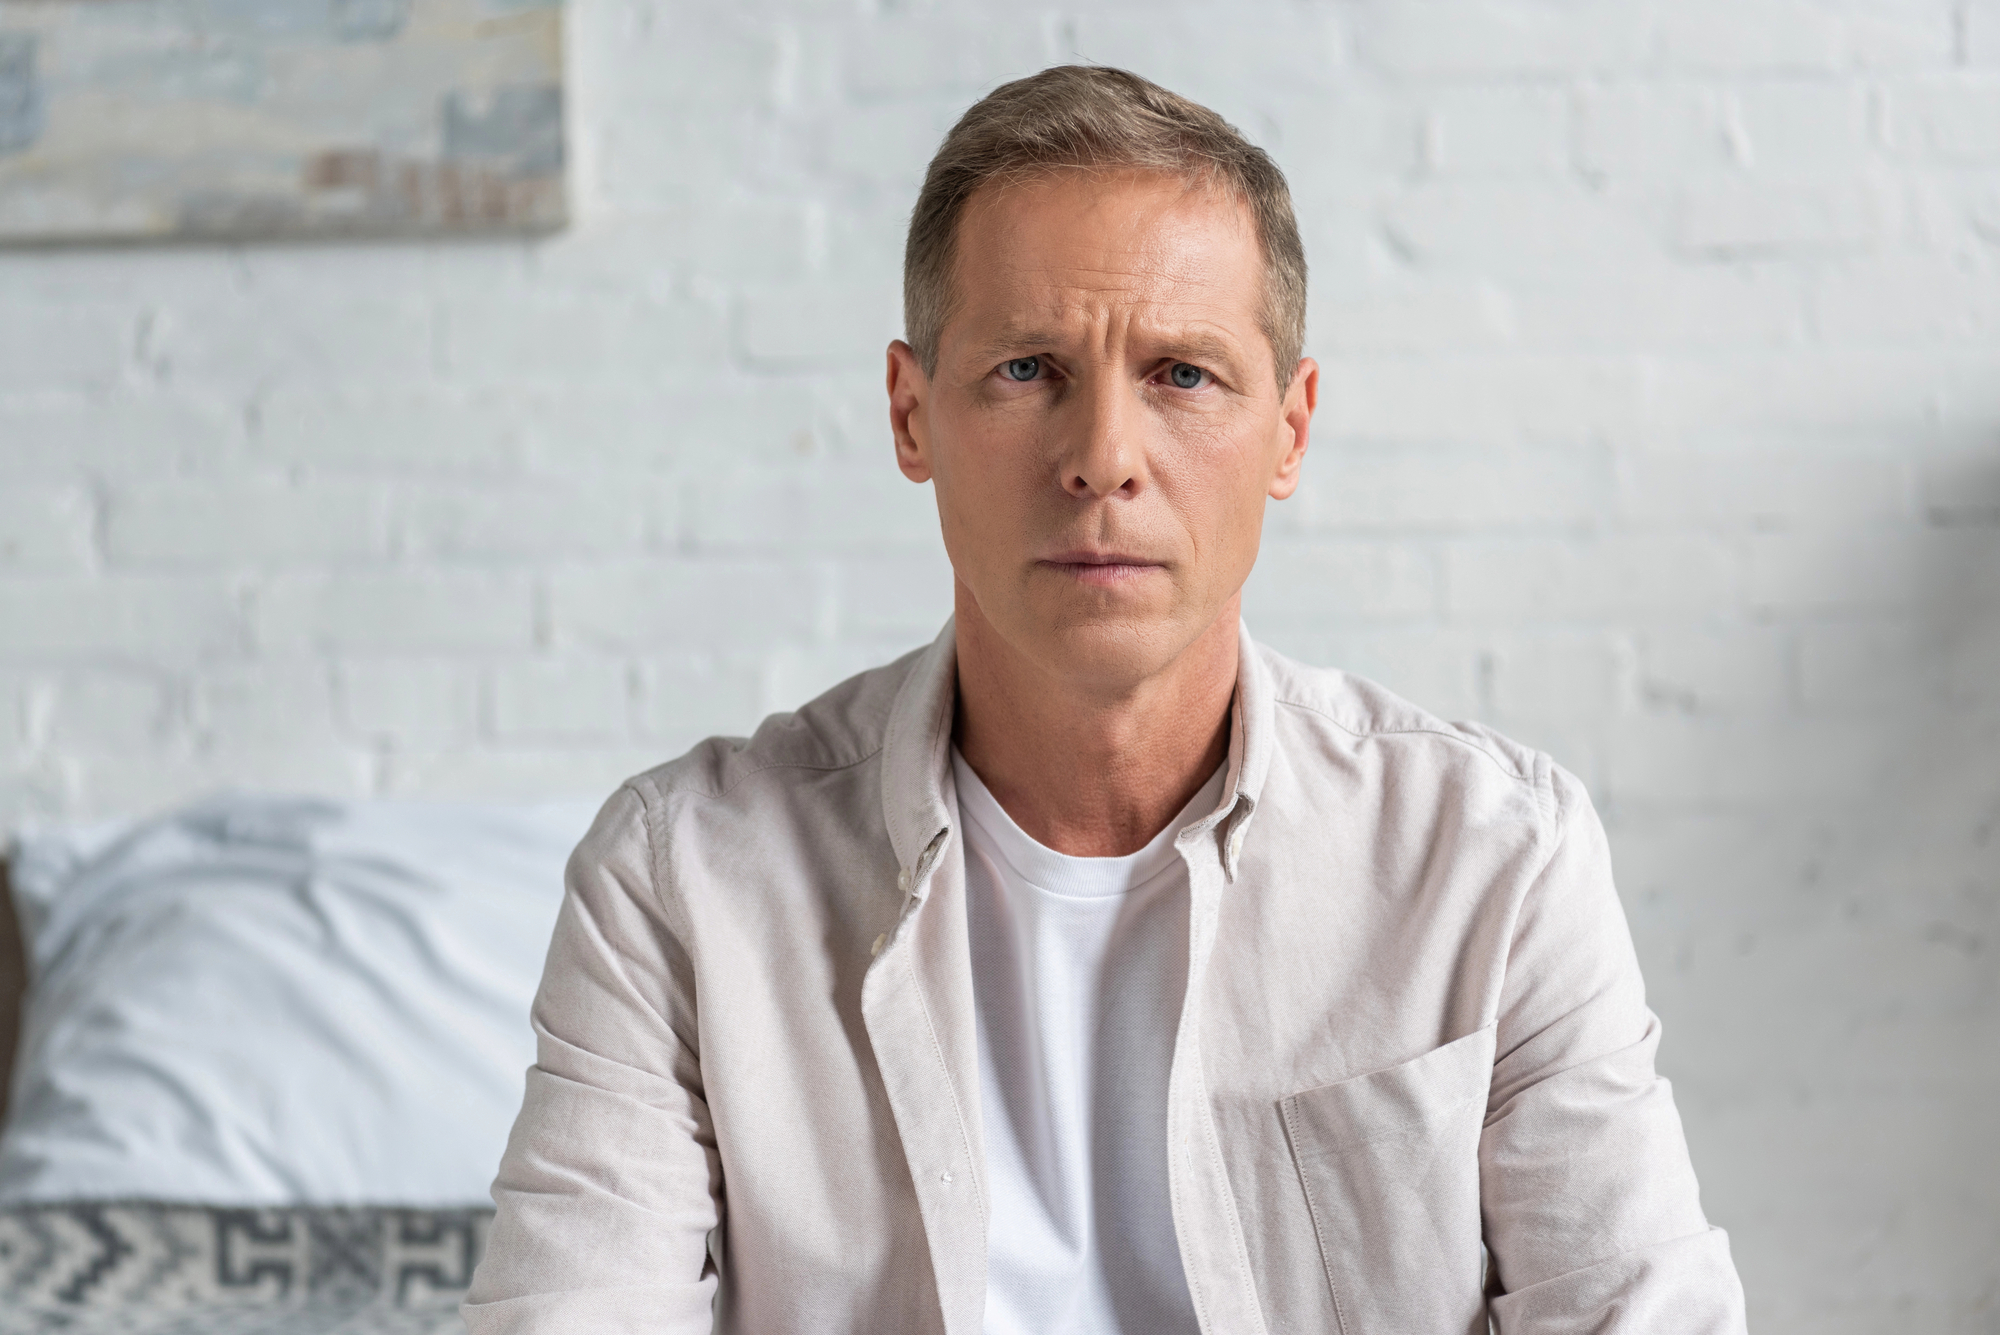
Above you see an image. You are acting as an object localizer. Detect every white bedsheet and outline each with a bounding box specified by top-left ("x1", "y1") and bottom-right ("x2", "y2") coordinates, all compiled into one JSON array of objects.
[{"x1": 0, "y1": 793, "x2": 596, "y2": 1207}]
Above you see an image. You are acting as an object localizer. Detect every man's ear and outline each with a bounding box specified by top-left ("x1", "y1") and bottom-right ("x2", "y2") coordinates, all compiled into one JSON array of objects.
[
  {"x1": 1267, "y1": 356, "x2": 1319, "y2": 502},
  {"x1": 887, "y1": 341, "x2": 933, "y2": 484}
]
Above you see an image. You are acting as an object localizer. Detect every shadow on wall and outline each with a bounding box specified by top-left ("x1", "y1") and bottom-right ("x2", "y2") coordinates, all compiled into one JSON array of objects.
[{"x1": 1654, "y1": 441, "x2": 2000, "y2": 1332}]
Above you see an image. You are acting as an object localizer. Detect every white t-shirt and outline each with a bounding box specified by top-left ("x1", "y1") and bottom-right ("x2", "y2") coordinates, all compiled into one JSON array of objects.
[{"x1": 953, "y1": 750, "x2": 1225, "y2": 1335}]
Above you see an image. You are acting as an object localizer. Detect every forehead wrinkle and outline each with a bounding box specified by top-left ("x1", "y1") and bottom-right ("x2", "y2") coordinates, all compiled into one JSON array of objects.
[
  {"x1": 993, "y1": 260, "x2": 1251, "y2": 334},
  {"x1": 979, "y1": 202, "x2": 1251, "y2": 296},
  {"x1": 995, "y1": 259, "x2": 1196, "y2": 308}
]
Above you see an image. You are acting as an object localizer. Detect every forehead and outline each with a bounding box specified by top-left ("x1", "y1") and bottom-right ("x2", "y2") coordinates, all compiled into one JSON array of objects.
[{"x1": 946, "y1": 169, "x2": 1266, "y2": 353}]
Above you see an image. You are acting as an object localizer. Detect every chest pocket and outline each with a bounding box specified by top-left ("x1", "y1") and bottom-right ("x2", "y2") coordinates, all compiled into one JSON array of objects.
[{"x1": 1280, "y1": 1024, "x2": 1495, "y2": 1335}]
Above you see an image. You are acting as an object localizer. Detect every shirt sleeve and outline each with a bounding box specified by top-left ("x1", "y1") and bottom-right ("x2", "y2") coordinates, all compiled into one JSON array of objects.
[
  {"x1": 1481, "y1": 764, "x2": 1748, "y2": 1334},
  {"x1": 463, "y1": 784, "x2": 722, "y2": 1335}
]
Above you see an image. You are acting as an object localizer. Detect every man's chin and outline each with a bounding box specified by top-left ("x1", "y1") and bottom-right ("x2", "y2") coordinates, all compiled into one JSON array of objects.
[{"x1": 1006, "y1": 600, "x2": 1210, "y2": 691}]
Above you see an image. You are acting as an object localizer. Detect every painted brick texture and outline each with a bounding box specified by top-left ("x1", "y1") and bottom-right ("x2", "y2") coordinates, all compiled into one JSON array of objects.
[{"x1": 1, "y1": 1, "x2": 1996, "y2": 1328}]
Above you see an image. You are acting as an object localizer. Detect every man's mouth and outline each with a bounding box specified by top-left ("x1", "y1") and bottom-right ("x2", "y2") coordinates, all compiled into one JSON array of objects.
[{"x1": 1038, "y1": 551, "x2": 1164, "y2": 586}]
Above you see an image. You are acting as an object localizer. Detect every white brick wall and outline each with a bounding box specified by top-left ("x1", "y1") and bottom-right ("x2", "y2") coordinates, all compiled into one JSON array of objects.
[{"x1": 2, "y1": 0, "x2": 1996, "y2": 1325}]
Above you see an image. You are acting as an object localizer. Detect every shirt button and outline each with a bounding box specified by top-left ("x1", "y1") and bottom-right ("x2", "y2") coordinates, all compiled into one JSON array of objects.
[
  {"x1": 939, "y1": 1169, "x2": 953, "y2": 1185},
  {"x1": 896, "y1": 869, "x2": 911, "y2": 892},
  {"x1": 871, "y1": 933, "x2": 887, "y2": 957}
]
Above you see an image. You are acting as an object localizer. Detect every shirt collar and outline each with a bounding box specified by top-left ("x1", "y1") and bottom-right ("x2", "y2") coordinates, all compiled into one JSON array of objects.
[
  {"x1": 880, "y1": 616, "x2": 1275, "y2": 896},
  {"x1": 880, "y1": 619, "x2": 960, "y2": 898}
]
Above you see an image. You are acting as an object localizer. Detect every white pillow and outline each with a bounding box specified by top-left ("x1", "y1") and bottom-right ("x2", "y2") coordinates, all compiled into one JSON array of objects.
[{"x1": 0, "y1": 792, "x2": 597, "y2": 1206}]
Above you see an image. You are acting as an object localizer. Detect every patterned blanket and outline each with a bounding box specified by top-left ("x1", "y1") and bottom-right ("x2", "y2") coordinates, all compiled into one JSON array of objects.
[{"x1": 0, "y1": 1203, "x2": 491, "y2": 1334}]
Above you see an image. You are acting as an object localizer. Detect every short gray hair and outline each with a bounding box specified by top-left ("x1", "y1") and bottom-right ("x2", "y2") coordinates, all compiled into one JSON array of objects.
[{"x1": 904, "y1": 65, "x2": 1308, "y2": 393}]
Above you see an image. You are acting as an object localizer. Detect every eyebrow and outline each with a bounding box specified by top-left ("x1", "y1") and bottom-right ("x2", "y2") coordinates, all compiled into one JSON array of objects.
[
  {"x1": 1154, "y1": 333, "x2": 1240, "y2": 369},
  {"x1": 968, "y1": 326, "x2": 1065, "y2": 363}
]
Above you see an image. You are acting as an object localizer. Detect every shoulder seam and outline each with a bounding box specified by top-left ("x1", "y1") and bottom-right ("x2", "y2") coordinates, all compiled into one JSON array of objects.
[
  {"x1": 719, "y1": 747, "x2": 884, "y2": 797},
  {"x1": 1529, "y1": 749, "x2": 1558, "y2": 852},
  {"x1": 619, "y1": 778, "x2": 694, "y2": 948},
  {"x1": 635, "y1": 744, "x2": 886, "y2": 803},
  {"x1": 1273, "y1": 696, "x2": 1533, "y2": 784}
]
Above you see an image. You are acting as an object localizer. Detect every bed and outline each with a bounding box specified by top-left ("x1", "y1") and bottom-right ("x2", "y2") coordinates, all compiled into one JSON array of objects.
[{"x1": 0, "y1": 796, "x2": 595, "y2": 1334}]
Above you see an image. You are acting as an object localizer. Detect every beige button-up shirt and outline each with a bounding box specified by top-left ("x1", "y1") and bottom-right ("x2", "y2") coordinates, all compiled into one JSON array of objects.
[{"x1": 465, "y1": 621, "x2": 1748, "y2": 1334}]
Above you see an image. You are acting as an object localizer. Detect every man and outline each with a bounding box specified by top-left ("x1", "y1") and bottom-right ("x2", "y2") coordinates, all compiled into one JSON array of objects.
[{"x1": 465, "y1": 66, "x2": 1748, "y2": 1334}]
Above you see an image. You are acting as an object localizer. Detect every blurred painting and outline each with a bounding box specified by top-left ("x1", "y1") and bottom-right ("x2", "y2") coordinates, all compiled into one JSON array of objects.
[{"x1": 0, "y1": 0, "x2": 565, "y2": 243}]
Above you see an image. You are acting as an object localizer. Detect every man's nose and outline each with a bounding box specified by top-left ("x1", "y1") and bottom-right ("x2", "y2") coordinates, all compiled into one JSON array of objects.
[{"x1": 1059, "y1": 375, "x2": 1142, "y2": 499}]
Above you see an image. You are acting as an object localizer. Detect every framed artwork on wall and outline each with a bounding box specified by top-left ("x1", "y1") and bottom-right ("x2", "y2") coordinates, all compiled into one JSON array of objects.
[{"x1": 0, "y1": 0, "x2": 565, "y2": 244}]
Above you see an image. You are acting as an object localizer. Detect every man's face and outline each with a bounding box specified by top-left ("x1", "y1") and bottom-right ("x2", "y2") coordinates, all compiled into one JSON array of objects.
[{"x1": 888, "y1": 168, "x2": 1317, "y2": 696}]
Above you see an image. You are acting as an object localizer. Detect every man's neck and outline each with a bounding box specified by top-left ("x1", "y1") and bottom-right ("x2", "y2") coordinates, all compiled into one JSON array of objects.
[{"x1": 951, "y1": 589, "x2": 1238, "y2": 859}]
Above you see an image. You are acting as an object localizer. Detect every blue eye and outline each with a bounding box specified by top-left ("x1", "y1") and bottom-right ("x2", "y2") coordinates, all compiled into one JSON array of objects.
[
  {"x1": 1003, "y1": 357, "x2": 1040, "y2": 382},
  {"x1": 1169, "y1": 362, "x2": 1205, "y2": 389}
]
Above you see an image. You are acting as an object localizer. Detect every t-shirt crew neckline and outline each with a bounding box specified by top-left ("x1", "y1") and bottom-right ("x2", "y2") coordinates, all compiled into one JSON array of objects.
[{"x1": 949, "y1": 749, "x2": 1229, "y2": 900}]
